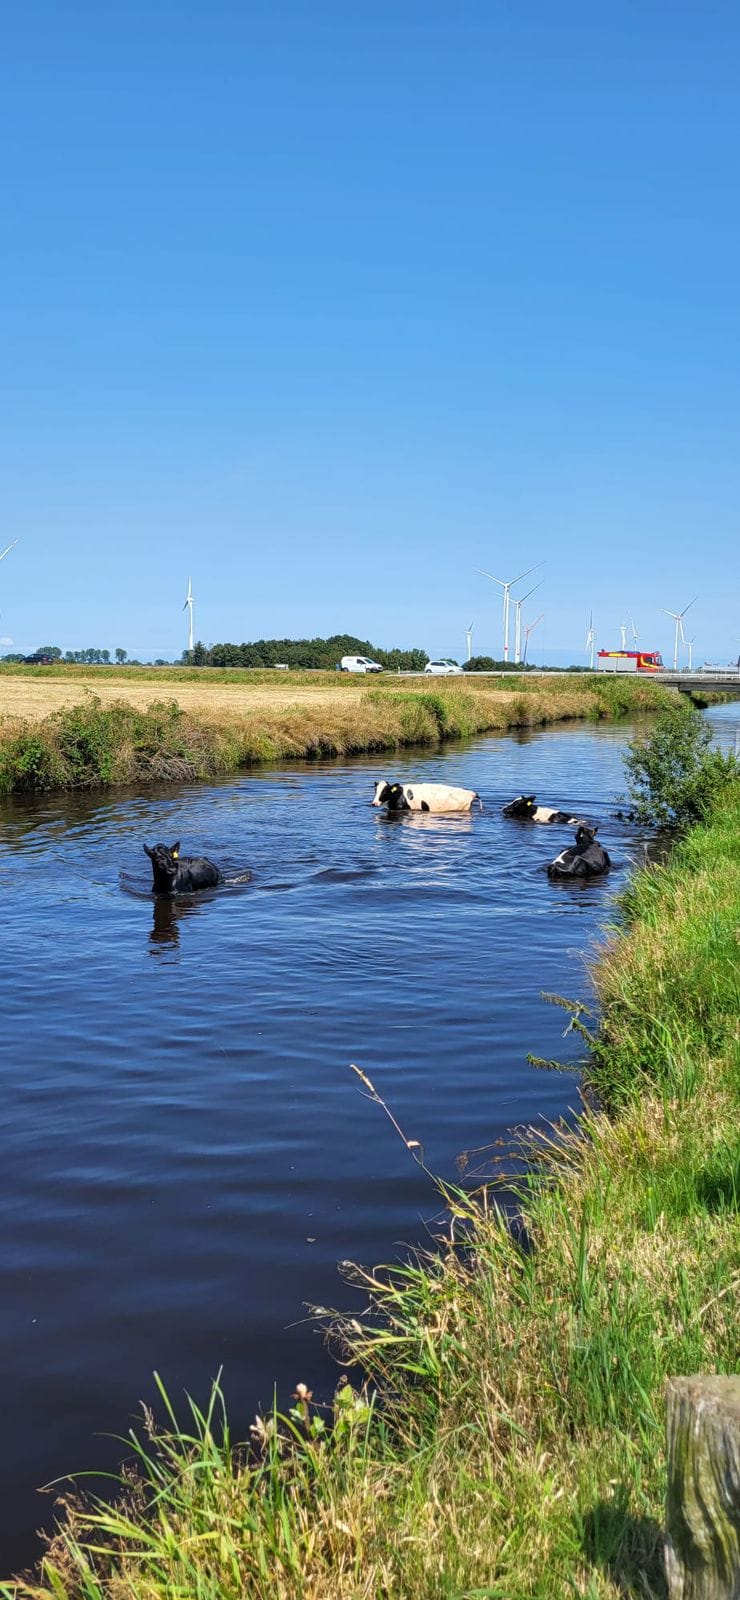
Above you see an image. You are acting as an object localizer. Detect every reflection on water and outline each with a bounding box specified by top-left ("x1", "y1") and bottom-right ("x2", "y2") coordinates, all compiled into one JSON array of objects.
[
  {"x1": 0, "y1": 700, "x2": 738, "y2": 1571},
  {"x1": 149, "y1": 894, "x2": 209, "y2": 951}
]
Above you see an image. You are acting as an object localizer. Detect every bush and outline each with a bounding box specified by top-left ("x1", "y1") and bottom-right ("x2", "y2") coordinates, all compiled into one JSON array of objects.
[
  {"x1": 463, "y1": 656, "x2": 527, "y2": 672},
  {"x1": 622, "y1": 700, "x2": 738, "y2": 827}
]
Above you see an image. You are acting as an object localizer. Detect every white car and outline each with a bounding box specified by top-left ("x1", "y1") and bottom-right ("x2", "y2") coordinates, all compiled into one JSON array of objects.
[
  {"x1": 338, "y1": 655, "x2": 384, "y2": 674},
  {"x1": 424, "y1": 658, "x2": 464, "y2": 676}
]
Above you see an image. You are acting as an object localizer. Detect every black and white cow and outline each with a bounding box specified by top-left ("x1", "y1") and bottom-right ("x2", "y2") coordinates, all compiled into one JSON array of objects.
[
  {"x1": 547, "y1": 824, "x2": 611, "y2": 880},
  {"x1": 143, "y1": 841, "x2": 222, "y2": 894},
  {"x1": 502, "y1": 794, "x2": 580, "y2": 825},
  {"x1": 372, "y1": 780, "x2": 480, "y2": 814}
]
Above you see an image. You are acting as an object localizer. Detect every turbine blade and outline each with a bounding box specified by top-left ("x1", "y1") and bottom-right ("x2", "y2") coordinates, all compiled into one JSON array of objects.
[
  {"x1": 519, "y1": 579, "x2": 544, "y2": 605},
  {"x1": 680, "y1": 596, "x2": 697, "y2": 618},
  {"x1": 475, "y1": 567, "x2": 505, "y2": 588},
  {"x1": 510, "y1": 559, "x2": 546, "y2": 590},
  {"x1": 0, "y1": 539, "x2": 18, "y2": 562}
]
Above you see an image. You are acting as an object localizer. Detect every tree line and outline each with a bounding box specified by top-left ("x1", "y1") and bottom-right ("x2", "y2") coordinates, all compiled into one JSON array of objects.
[
  {"x1": 182, "y1": 635, "x2": 430, "y2": 670},
  {"x1": 1, "y1": 638, "x2": 540, "y2": 671}
]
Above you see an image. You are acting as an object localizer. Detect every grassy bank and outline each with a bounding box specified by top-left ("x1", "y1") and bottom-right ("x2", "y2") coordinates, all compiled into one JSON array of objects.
[
  {"x1": 6, "y1": 784, "x2": 739, "y2": 1597},
  {"x1": 0, "y1": 674, "x2": 674, "y2": 794}
]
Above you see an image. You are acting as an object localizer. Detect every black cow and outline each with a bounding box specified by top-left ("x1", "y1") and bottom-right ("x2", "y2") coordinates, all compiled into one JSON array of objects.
[
  {"x1": 547, "y1": 824, "x2": 611, "y2": 880},
  {"x1": 503, "y1": 794, "x2": 580, "y2": 824},
  {"x1": 143, "y1": 841, "x2": 222, "y2": 894}
]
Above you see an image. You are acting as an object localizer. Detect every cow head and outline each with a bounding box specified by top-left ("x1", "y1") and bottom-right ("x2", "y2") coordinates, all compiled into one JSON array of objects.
[
  {"x1": 372, "y1": 780, "x2": 409, "y2": 810},
  {"x1": 143, "y1": 841, "x2": 181, "y2": 886},
  {"x1": 502, "y1": 795, "x2": 537, "y2": 818},
  {"x1": 575, "y1": 825, "x2": 597, "y2": 847}
]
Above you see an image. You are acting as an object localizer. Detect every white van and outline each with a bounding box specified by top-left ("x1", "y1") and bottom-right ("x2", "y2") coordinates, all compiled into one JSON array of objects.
[{"x1": 338, "y1": 655, "x2": 384, "y2": 674}]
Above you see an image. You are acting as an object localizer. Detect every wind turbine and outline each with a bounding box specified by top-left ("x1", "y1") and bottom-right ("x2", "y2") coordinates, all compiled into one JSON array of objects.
[
  {"x1": 476, "y1": 561, "x2": 545, "y2": 663},
  {"x1": 0, "y1": 539, "x2": 19, "y2": 565},
  {"x1": 465, "y1": 621, "x2": 474, "y2": 662},
  {"x1": 663, "y1": 597, "x2": 696, "y2": 672},
  {"x1": 619, "y1": 622, "x2": 628, "y2": 650},
  {"x1": 629, "y1": 615, "x2": 638, "y2": 649},
  {"x1": 522, "y1": 613, "x2": 544, "y2": 666},
  {"x1": 183, "y1": 576, "x2": 195, "y2": 654},
  {"x1": 585, "y1": 610, "x2": 595, "y2": 670},
  {"x1": 513, "y1": 580, "x2": 543, "y2": 664}
]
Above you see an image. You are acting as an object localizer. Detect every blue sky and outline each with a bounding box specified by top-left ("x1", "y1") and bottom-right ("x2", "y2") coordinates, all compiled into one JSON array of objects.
[{"x1": 1, "y1": 2, "x2": 738, "y2": 665}]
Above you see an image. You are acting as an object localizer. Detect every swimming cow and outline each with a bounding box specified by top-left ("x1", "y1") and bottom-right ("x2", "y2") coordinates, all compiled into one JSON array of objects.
[
  {"x1": 503, "y1": 794, "x2": 580, "y2": 825},
  {"x1": 547, "y1": 825, "x2": 611, "y2": 880},
  {"x1": 143, "y1": 841, "x2": 222, "y2": 894},
  {"x1": 372, "y1": 780, "x2": 480, "y2": 814}
]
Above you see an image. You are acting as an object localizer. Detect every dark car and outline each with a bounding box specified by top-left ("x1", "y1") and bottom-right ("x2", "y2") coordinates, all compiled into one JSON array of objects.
[{"x1": 23, "y1": 653, "x2": 56, "y2": 665}]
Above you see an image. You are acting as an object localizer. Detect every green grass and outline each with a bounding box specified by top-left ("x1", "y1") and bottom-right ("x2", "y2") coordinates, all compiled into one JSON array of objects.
[
  {"x1": 0, "y1": 676, "x2": 680, "y2": 795},
  {"x1": 5, "y1": 789, "x2": 740, "y2": 1598}
]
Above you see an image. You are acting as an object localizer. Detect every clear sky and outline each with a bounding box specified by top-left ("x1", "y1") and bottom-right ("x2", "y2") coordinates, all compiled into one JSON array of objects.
[{"x1": 1, "y1": 2, "x2": 738, "y2": 665}]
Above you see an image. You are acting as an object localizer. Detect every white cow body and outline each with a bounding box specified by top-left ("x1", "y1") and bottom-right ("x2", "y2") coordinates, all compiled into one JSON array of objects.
[
  {"x1": 502, "y1": 794, "x2": 580, "y2": 825},
  {"x1": 532, "y1": 804, "x2": 572, "y2": 824},
  {"x1": 373, "y1": 780, "x2": 480, "y2": 814}
]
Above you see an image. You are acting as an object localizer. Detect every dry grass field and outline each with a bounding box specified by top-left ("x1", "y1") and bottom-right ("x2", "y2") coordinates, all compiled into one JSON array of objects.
[
  {"x1": 0, "y1": 666, "x2": 673, "y2": 723},
  {"x1": 0, "y1": 672, "x2": 364, "y2": 720},
  {"x1": 0, "y1": 667, "x2": 675, "y2": 795}
]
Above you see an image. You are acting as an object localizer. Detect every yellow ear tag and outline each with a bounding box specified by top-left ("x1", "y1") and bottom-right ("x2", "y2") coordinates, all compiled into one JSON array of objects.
[{"x1": 172, "y1": 850, "x2": 179, "y2": 859}]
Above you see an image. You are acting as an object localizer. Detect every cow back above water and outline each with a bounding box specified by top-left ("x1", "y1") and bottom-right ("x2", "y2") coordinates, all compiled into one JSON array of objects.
[
  {"x1": 547, "y1": 825, "x2": 611, "y2": 880},
  {"x1": 372, "y1": 780, "x2": 480, "y2": 814},
  {"x1": 503, "y1": 794, "x2": 580, "y2": 825},
  {"x1": 143, "y1": 841, "x2": 222, "y2": 894}
]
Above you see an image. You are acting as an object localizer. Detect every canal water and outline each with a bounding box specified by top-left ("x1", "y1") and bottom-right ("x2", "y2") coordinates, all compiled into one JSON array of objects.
[{"x1": 1, "y1": 702, "x2": 737, "y2": 1568}]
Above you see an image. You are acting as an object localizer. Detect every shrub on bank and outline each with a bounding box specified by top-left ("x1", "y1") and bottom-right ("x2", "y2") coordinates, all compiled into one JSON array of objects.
[
  {"x1": 0, "y1": 698, "x2": 224, "y2": 792},
  {"x1": 621, "y1": 699, "x2": 739, "y2": 827}
]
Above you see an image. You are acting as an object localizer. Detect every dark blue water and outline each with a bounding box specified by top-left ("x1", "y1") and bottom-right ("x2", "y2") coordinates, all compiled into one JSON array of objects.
[{"x1": 1, "y1": 703, "x2": 737, "y2": 1570}]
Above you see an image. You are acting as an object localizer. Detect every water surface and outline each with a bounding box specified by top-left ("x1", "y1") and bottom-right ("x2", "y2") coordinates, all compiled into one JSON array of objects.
[{"x1": 2, "y1": 703, "x2": 737, "y2": 1568}]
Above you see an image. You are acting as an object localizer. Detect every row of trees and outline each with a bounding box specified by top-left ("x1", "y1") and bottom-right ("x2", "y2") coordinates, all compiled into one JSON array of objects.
[
  {"x1": 181, "y1": 635, "x2": 430, "y2": 670},
  {"x1": 0, "y1": 646, "x2": 132, "y2": 664},
  {"x1": 2, "y1": 639, "x2": 547, "y2": 672}
]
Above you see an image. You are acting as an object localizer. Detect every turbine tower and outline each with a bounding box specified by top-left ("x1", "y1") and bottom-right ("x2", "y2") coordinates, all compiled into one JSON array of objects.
[
  {"x1": 522, "y1": 613, "x2": 544, "y2": 666},
  {"x1": 663, "y1": 597, "x2": 696, "y2": 672},
  {"x1": 585, "y1": 610, "x2": 595, "y2": 670},
  {"x1": 476, "y1": 561, "x2": 545, "y2": 663},
  {"x1": 466, "y1": 621, "x2": 474, "y2": 662},
  {"x1": 685, "y1": 636, "x2": 695, "y2": 673},
  {"x1": 183, "y1": 576, "x2": 195, "y2": 654},
  {"x1": 630, "y1": 615, "x2": 638, "y2": 648},
  {"x1": 619, "y1": 622, "x2": 628, "y2": 650},
  {"x1": 513, "y1": 580, "x2": 543, "y2": 664}
]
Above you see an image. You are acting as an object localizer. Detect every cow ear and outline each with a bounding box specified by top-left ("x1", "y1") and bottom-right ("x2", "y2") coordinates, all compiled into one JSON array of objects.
[
  {"x1": 143, "y1": 844, "x2": 153, "y2": 858},
  {"x1": 591, "y1": 826, "x2": 598, "y2": 836},
  {"x1": 171, "y1": 841, "x2": 180, "y2": 857}
]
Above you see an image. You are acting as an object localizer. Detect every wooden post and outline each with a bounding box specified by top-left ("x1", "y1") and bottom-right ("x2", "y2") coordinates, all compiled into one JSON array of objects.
[{"x1": 665, "y1": 1375, "x2": 740, "y2": 1599}]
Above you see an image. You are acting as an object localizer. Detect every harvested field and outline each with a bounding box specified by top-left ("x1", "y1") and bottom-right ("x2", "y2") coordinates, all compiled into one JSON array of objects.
[
  {"x1": 0, "y1": 674, "x2": 362, "y2": 720},
  {"x1": 0, "y1": 667, "x2": 672, "y2": 723},
  {"x1": 0, "y1": 671, "x2": 675, "y2": 795}
]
